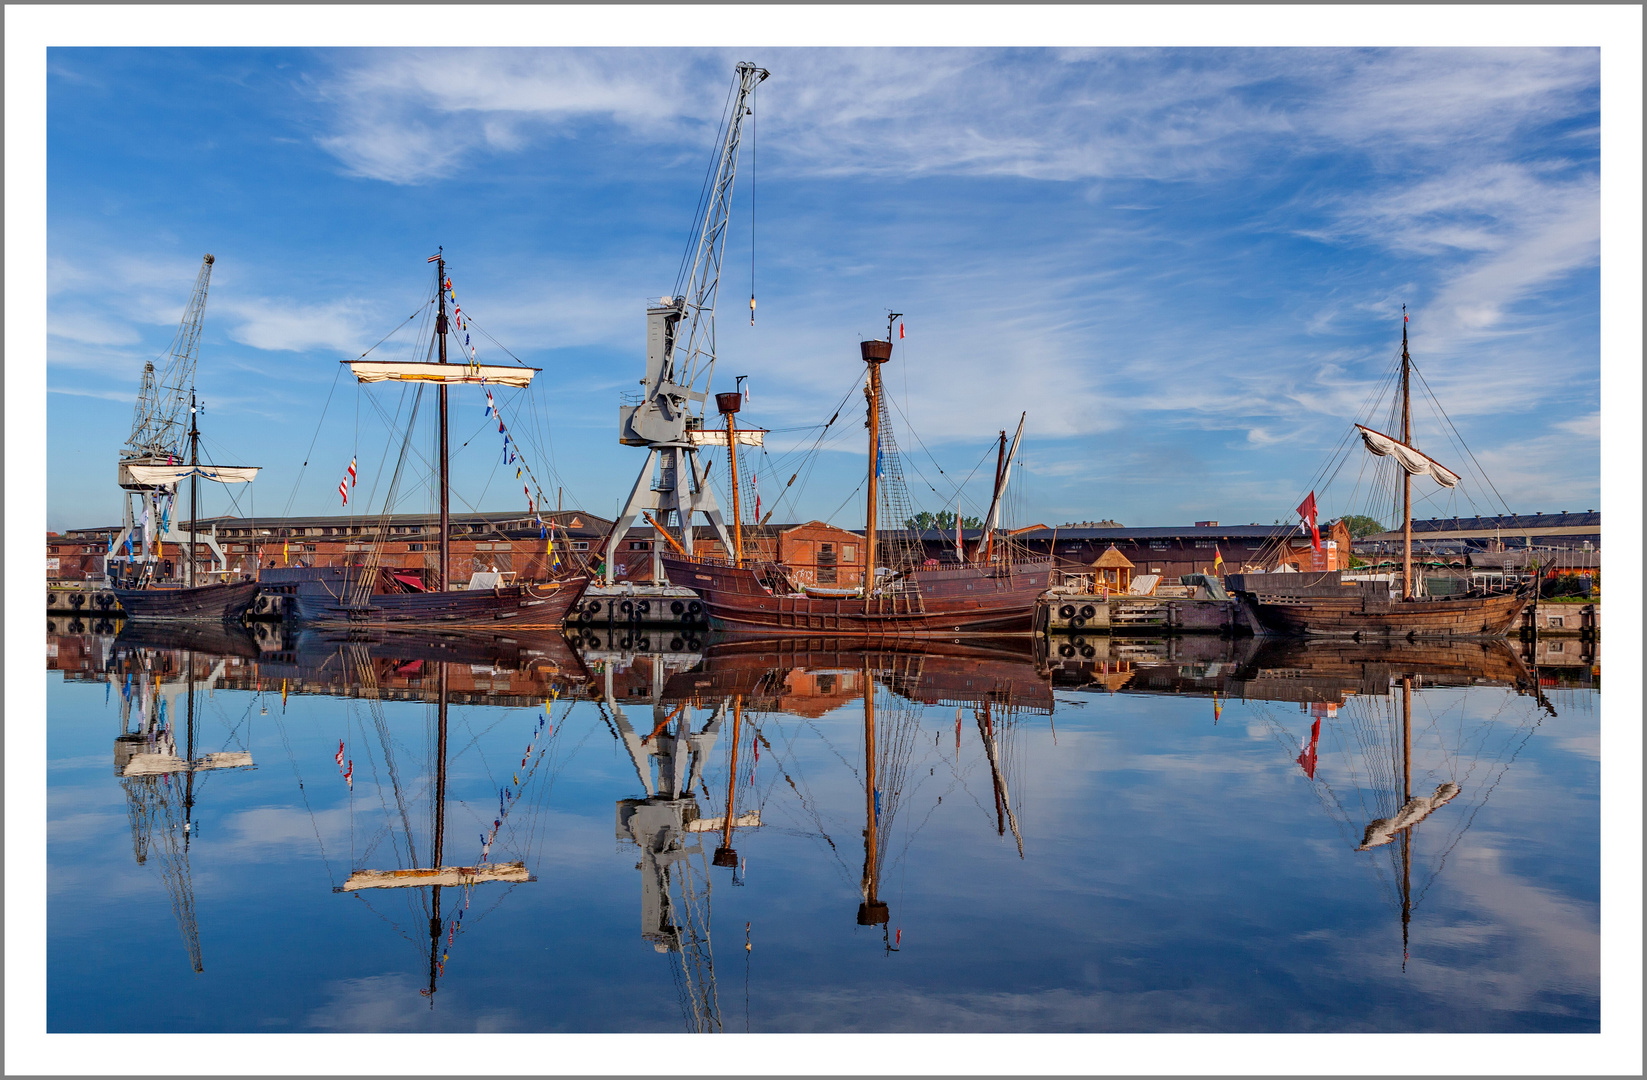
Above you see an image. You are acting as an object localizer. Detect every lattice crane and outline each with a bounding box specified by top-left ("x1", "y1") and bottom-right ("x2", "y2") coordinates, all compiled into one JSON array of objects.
[
  {"x1": 604, "y1": 62, "x2": 769, "y2": 583},
  {"x1": 110, "y1": 254, "x2": 223, "y2": 580}
]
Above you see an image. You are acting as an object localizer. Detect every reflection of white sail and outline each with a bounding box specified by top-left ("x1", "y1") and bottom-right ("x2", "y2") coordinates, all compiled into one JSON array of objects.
[
  {"x1": 1355, "y1": 425, "x2": 1460, "y2": 487},
  {"x1": 1357, "y1": 782, "x2": 1460, "y2": 850}
]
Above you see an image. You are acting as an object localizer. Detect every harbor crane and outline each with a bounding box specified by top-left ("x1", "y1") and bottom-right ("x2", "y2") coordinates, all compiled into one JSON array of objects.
[
  {"x1": 603, "y1": 62, "x2": 769, "y2": 584},
  {"x1": 109, "y1": 254, "x2": 236, "y2": 582}
]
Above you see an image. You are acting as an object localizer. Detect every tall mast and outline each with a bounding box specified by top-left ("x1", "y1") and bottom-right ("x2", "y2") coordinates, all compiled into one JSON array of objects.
[
  {"x1": 1401, "y1": 307, "x2": 1413, "y2": 601},
  {"x1": 188, "y1": 392, "x2": 199, "y2": 587},
  {"x1": 987, "y1": 431, "x2": 1005, "y2": 563},
  {"x1": 436, "y1": 252, "x2": 451, "y2": 593},
  {"x1": 861, "y1": 325, "x2": 896, "y2": 592},
  {"x1": 184, "y1": 651, "x2": 196, "y2": 851},
  {"x1": 718, "y1": 386, "x2": 745, "y2": 567}
]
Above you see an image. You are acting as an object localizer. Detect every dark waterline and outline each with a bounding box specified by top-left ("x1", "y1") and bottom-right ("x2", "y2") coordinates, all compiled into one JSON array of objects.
[{"x1": 46, "y1": 627, "x2": 1599, "y2": 1033}]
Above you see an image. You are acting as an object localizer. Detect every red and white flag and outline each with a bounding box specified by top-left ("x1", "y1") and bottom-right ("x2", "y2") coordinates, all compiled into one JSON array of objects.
[
  {"x1": 335, "y1": 740, "x2": 345, "y2": 767},
  {"x1": 347, "y1": 458, "x2": 357, "y2": 487},
  {"x1": 338, "y1": 479, "x2": 349, "y2": 506},
  {"x1": 342, "y1": 760, "x2": 353, "y2": 788},
  {"x1": 1296, "y1": 491, "x2": 1321, "y2": 553}
]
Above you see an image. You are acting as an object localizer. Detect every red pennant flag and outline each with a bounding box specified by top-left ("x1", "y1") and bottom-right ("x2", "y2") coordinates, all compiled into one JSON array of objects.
[
  {"x1": 898, "y1": 321, "x2": 904, "y2": 339},
  {"x1": 1296, "y1": 491, "x2": 1321, "y2": 552}
]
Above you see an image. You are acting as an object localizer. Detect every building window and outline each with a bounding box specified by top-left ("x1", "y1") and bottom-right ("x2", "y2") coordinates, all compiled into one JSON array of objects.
[
  {"x1": 1547, "y1": 615, "x2": 1564, "y2": 629},
  {"x1": 408, "y1": 544, "x2": 426, "y2": 552},
  {"x1": 843, "y1": 544, "x2": 857, "y2": 563},
  {"x1": 629, "y1": 541, "x2": 652, "y2": 551},
  {"x1": 304, "y1": 544, "x2": 317, "y2": 552},
  {"x1": 571, "y1": 542, "x2": 589, "y2": 551},
  {"x1": 1149, "y1": 541, "x2": 1169, "y2": 550},
  {"x1": 1194, "y1": 540, "x2": 1216, "y2": 548}
]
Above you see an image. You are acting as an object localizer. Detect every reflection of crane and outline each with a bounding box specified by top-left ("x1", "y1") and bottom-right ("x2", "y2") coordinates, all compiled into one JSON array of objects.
[
  {"x1": 606, "y1": 663, "x2": 739, "y2": 1032},
  {"x1": 110, "y1": 254, "x2": 236, "y2": 580},
  {"x1": 605, "y1": 62, "x2": 768, "y2": 581},
  {"x1": 111, "y1": 646, "x2": 252, "y2": 973}
]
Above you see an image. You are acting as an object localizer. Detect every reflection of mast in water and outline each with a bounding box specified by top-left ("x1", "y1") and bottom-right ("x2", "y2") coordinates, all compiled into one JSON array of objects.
[
  {"x1": 336, "y1": 658, "x2": 533, "y2": 1006},
  {"x1": 859, "y1": 659, "x2": 888, "y2": 930},
  {"x1": 112, "y1": 647, "x2": 253, "y2": 974},
  {"x1": 1353, "y1": 676, "x2": 1458, "y2": 970},
  {"x1": 976, "y1": 698, "x2": 1024, "y2": 858}
]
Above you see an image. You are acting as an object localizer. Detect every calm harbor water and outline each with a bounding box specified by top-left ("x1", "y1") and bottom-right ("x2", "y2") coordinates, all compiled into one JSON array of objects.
[{"x1": 46, "y1": 624, "x2": 1598, "y2": 1034}]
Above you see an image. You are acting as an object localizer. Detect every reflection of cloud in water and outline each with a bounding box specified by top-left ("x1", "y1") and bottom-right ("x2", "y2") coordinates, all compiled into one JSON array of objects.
[{"x1": 305, "y1": 974, "x2": 523, "y2": 1033}]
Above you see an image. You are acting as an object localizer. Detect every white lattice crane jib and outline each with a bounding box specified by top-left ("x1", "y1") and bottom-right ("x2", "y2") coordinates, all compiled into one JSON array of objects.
[{"x1": 607, "y1": 62, "x2": 769, "y2": 584}]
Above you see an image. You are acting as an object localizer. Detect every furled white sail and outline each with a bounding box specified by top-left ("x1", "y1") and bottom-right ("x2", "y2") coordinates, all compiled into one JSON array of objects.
[
  {"x1": 686, "y1": 427, "x2": 766, "y2": 447},
  {"x1": 124, "y1": 463, "x2": 261, "y2": 485},
  {"x1": 347, "y1": 360, "x2": 537, "y2": 388},
  {"x1": 1356, "y1": 425, "x2": 1461, "y2": 488}
]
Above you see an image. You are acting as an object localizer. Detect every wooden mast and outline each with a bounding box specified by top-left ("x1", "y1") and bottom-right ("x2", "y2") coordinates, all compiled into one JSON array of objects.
[
  {"x1": 436, "y1": 252, "x2": 450, "y2": 593},
  {"x1": 987, "y1": 430, "x2": 1005, "y2": 563},
  {"x1": 861, "y1": 319, "x2": 897, "y2": 595},
  {"x1": 188, "y1": 391, "x2": 198, "y2": 587},
  {"x1": 1401, "y1": 307, "x2": 1413, "y2": 601},
  {"x1": 718, "y1": 385, "x2": 745, "y2": 567}
]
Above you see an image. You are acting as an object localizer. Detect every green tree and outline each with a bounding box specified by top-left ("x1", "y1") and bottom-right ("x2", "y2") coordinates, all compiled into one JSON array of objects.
[
  {"x1": 1335, "y1": 514, "x2": 1386, "y2": 538},
  {"x1": 907, "y1": 510, "x2": 982, "y2": 531}
]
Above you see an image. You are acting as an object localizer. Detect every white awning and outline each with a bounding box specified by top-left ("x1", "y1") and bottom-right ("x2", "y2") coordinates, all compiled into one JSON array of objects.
[
  {"x1": 347, "y1": 360, "x2": 537, "y2": 388},
  {"x1": 124, "y1": 463, "x2": 261, "y2": 485},
  {"x1": 686, "y1": 427, "x2": 766, "y2": 447},
  {"x1": 1356, "y1": 425, "x2": 1461, "y2": 488}
]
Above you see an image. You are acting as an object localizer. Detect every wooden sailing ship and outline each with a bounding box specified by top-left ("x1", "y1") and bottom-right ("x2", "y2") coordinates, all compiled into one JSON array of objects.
[
  {"x1": 267, "y1": 253, "x2": 587, "y2": 629},
  {"x1": 661, "y1": 324, "x2": 1052, "y2": 635},
  {"x1": 1234, "y1": 313, "x2": 1532, "y2": 638},
  {"x1": 112, "y1": 391, "x2": 262, "y2": 622}
]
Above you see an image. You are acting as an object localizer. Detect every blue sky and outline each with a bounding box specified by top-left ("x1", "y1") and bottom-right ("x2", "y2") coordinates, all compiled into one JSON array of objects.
[{"x1": 45, "y1": 45, "x2": 1603, "y2": 533}]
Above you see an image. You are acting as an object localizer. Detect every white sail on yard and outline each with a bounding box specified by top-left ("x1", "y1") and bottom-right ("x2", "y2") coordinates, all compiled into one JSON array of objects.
[
  {"x1": 347, "y1": 360, "x2": 537, "y2": 387},
  {"x1": 123, "y1": 463, "x2": 260, "y2": 486},
  {"x1": 1355, "y1": 425, "x2": 1461, "y2": 488}
]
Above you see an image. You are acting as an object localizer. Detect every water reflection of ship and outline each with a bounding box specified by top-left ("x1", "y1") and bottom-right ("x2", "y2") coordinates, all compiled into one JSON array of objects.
[
  {"x1": 1252, "y1": 643, "x2": 1554, "y2": 969},
  {"x1": 1038, "y1": 634, "x2": 1543, "y2": 703},
  {"x1": 668, "y1": 638, "x2": 1048, "y2": 942},
  {"x1": 109, "y1": 642, "x2": 255, "y2": 973}
]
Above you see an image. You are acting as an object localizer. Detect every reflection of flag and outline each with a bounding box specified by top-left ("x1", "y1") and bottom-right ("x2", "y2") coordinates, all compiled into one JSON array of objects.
[
  {"x1": 343, "y1": 760, "x2": 353, "y2": 788},
  {"x1": 335, "y1": 740, "x2": 345, "y2": 767},
  {"x1": 1297, "y1": 718, "x2": 1321, "y2": 779},
  {"x1": 1212, "y1": 691, "x2": 1223, "y2": 724}
]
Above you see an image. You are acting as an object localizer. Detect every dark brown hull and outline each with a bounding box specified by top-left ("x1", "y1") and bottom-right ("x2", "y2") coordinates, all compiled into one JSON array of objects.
[
  {"x1": 661, "y1": 555, "x2": 1052, "y2": 637},
  {"x1": 1245, "y1": 586, "x2": 1530, "y2": 638},
  {"x1": 110, "y1": 580, "x2": 260, "y2": 622},
  {"x1": 304, "y1": 578, "x2": 588, "y2": 629}
]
